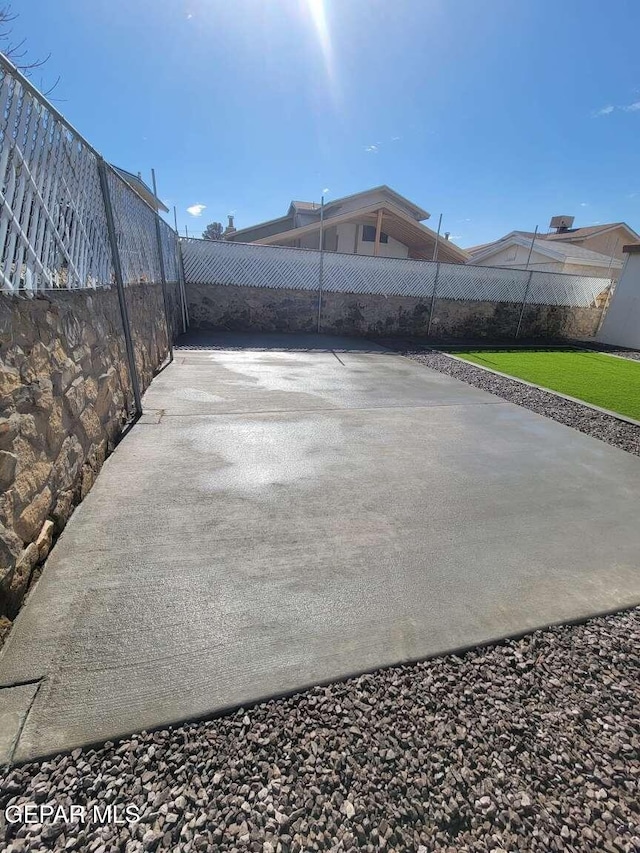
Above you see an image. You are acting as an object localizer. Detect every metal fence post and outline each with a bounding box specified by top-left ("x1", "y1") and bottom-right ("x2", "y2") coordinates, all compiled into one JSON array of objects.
[
  {"x1": 426, "y1": 262, "x2": 441, "y2": 338},
  {"x1": 174, "y1": 207, "x2": 189, "y2": 333},
  {"x1": 97, "y1": 158, "x2": 143, "y2": 418},
  {"x1": 176, "y1": 240, "x2": 189, "y2": 334},
  {"x1": 515, "y1": 270, "x2": 534, "y2": 339},
  {"x1": 316, "y1": 195, "x2": 325, "y2": 334},
  {"x1": 151, "y1": 170, "x2": 174, "y2": 362}
]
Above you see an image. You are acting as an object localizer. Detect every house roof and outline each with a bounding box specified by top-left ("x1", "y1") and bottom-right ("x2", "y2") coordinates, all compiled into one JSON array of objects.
[
  {"x1": 253, "y1": 199, "x2": 469, "y2": 264},
  {"x1": 226, "y1": 212, "x2": 294, "y2": 241},
  {"x1": 544, "y1": 222, "x2": 639, "y2": 242},
  {"x1": 290, "y1": 201, "x2": 321, "y2": 212},
  {"x1": 468, "y1": 233, "x2": 622, "y2": 269},
  {"x1": 467, "y1": 223, "x2": 639, "y2": 255},
  {"x1": 230, "y1": 186, "x2": 431, "y2": 242},
  {"x1": 321, "y1": 186, "x2": 430, "y2": 221},
  {"x1": 536, "y1": 241, "x2": 623, "y2": 265},
  {"x1": 112, "y1": 166, "x2": 169, "y2": 213}
]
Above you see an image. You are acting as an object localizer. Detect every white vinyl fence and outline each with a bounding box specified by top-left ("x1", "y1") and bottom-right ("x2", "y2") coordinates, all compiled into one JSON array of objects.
[
  {"x1": 0, "y1": 54, "x2": 180, "y2": 293},
  {"x1": 182, "y1": 238, "x2": 609, "y2": 308}
]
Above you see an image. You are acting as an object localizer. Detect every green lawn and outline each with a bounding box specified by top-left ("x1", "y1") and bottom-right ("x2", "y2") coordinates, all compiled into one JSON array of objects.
[{"x1": 448, "y1": 348, "x2": 640, "y2": 420}]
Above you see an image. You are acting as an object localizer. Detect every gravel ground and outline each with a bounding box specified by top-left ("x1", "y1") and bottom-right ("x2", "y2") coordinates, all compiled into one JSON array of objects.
[
  {"x1": 378, "y1": 341, "x2": 640, "y2": 458},
  {"x1": 1, "y1": 608, "x2": 639, "y2": 853},
  {"x1": 582, "y1": 344, "x2": 640, "y2": 363}
]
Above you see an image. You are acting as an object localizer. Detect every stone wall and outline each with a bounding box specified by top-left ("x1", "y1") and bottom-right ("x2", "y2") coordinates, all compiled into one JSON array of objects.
[
  {"x1": 186, "y1": 282, "x2": 603, "y2": 341},
  {"x1": 0, "y1": 281, "x2": 181, "y2": 634}
]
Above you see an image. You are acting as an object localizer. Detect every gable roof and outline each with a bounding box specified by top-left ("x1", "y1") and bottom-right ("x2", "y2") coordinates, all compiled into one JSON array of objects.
[
  {"x1": 468, "y1": 223, "x2": 640, "y2": 256},
  {"x1": 253, "y1": 198, "x2": 469, "y2": 264},
  {"x1": 544, "y1": 222, "x2": 639, "y2": 242},
  {"x1": 289, "y1": 201, "x2": 321, "y2": 213},
  {"x1": 321, "y1": 186, "x2": 430, "y2": 221},
  {"x1": 230, "y1": 186, "x2": 431, "y2": 242},
  {"x1": 468, "y1": 233, "x2": 622, "y2": 269}
]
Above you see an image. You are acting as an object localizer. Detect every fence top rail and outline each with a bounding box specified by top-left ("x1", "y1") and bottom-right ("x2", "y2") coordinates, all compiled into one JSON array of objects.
[
  {"x1": 0, "y1": 51, "x2": 177, "y2": 235},
  {"x1": 0, "y1": 51, "x2": 102, "y2": 161},
  {"x1": 181, "y1": 235, "x2": 613, "y2": 282}
]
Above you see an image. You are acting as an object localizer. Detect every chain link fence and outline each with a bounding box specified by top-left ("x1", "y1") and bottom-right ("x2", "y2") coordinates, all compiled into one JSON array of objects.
[
  {"x1": 0, "y1": 55, "x2": 183, "y2": 299},
  {"x1": 0, "y1": 53, "x2": 189, "y2": 414},
  {"x1": 182, "y1": 237, "x2": 610, "y2": 309}
]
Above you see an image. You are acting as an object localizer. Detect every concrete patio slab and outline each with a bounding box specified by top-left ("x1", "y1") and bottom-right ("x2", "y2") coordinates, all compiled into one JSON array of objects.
[{"x1": 1, "y1": 332, "x2": 640, "y2": 762}]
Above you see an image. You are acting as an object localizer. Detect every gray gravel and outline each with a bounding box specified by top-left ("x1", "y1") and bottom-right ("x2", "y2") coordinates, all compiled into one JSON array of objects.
[
  {"x1": 1, "y1": 608, "x2": 639, "y2": 852},
  {"x1": 379, "y1": 342, "x2": 640, "y2": 457},
  {"x1": 582, "y1": 345, "x2": 640, "y2": 363}
]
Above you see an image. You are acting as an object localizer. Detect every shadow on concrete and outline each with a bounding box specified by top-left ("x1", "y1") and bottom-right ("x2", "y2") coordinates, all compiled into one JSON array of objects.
[{"x1": 175, "y1": 330, "x2": 389, "y2": 353}]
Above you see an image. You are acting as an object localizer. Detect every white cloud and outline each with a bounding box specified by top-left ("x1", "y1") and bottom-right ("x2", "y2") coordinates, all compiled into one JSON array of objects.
[
  {"x1": 580, "y1": 202, "x2": 589, "y2": 207},
  {"x1": 187, "y1": 204, "x2": 206, "y2": 217},
  {"x1": 391, "y1": 136, "x2": 401, "y2": 141},
  {"x1": 592, "y1": 100, "x2": 640, "y2": 117},
  {"x1": 593, "y1": 105, "x2": 615, "y2": 117},
  {"x1": 364, "y1": 144, "x2": 379, "y2": 154}
]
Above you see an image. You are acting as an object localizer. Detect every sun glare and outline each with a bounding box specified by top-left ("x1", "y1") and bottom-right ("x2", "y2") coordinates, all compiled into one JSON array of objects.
[{"x1": 305, "y1": 0, "x2": 334, "y2": 81}]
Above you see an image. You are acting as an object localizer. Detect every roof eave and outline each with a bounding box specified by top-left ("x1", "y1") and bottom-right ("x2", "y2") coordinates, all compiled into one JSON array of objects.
[
  {"x1": 323, "y1": 185, "x2": 430, "y2": 221},
  {"x1": 255, "y1": 202, "x2": 468, "y2": 262}
]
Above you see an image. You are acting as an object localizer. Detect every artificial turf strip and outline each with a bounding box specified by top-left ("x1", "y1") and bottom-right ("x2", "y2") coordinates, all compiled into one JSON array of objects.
[{"x1": 448, "y1": 348, "x2": 640, "y2": 420}]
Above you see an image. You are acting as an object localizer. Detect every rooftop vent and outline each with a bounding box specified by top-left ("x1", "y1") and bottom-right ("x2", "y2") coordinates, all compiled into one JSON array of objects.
[{"x1": 549, "y1": 215, "x2": 575, "y2": 233}]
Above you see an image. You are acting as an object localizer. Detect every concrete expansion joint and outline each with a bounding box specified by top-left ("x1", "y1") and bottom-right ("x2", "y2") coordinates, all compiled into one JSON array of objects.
[
  {"x1": 0, "y1": 676, "x2": 43, "y2": 767},
  {"x1": 137, "y1": 409, "x2": 165, "y2": 424},
  {"x1": 0, "y1": 676, "x2": 42, "y2": 690}
]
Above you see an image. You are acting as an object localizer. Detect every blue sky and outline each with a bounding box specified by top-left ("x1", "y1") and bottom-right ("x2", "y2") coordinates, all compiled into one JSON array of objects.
[{"x1": 13, "y1": 0, "x2": 640, "y2": 246}]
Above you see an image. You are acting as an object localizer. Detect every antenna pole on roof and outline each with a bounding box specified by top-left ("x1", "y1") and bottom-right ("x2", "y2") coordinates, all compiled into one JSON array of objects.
[
  {"x1": 524, "y1": 225, "x2": 539, "y2": 270},
  {"x1": 432, "y1": 213, "x2": 442, "y2": 262}
]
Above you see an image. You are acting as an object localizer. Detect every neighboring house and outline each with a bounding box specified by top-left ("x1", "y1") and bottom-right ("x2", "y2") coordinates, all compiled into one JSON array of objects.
[
  {"x1": 112, "y1": 166, "x2": 169, "y2": 213},
  {"x1": 224, "y1": 186, "x2": 469, "y2": 264},
  {"x1": 467, "y1": 219, "x2": 639, "y2": 281}
]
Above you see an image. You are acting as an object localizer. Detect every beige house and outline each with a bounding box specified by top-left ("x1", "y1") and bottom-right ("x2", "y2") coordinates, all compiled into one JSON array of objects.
[
  {"x1": 224, "y1": 186, "x2": 469, "y2": 265},
  {"x1": 467, "y1": 220, "x2": 639, "y2": 281}
]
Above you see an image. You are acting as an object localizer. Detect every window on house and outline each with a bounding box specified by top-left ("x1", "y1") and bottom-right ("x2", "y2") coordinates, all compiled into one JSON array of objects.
[{"x1": 362, "y1": 225, "x2": 388, "y2": 243}]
